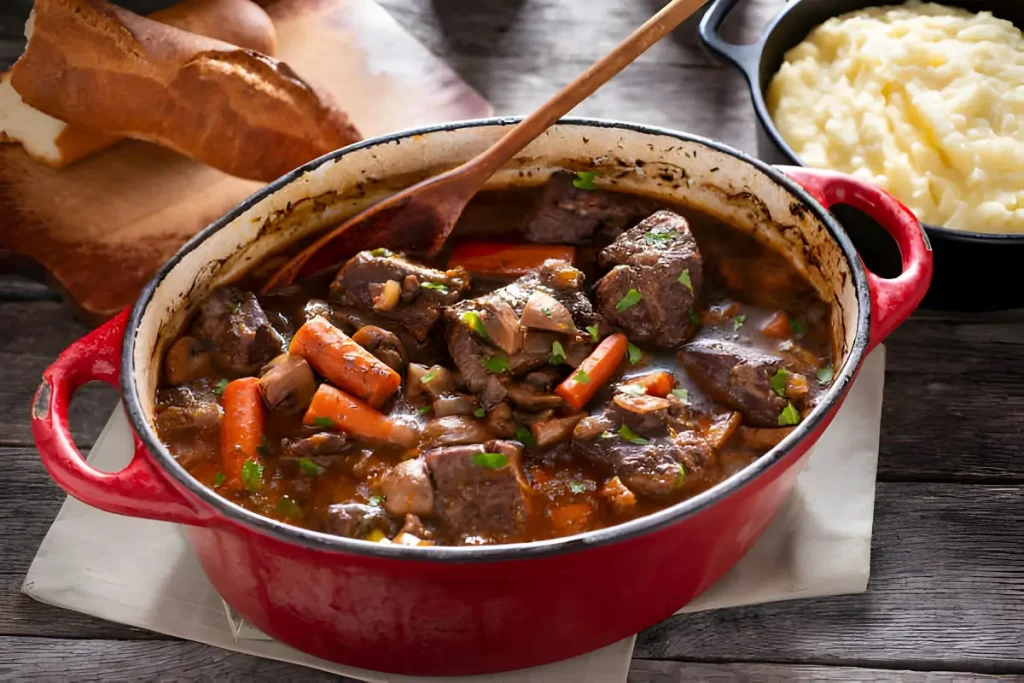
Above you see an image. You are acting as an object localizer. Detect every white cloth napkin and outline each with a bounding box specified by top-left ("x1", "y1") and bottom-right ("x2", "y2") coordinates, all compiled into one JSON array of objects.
[{"x1": 22, "y1": 347, "x2": 886, "y2": 682}]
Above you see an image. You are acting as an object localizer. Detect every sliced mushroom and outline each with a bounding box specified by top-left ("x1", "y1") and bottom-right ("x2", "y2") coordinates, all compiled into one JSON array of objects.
[
  {"x1": 420, "y1": 415, "x2": 492, "y2": 448},
  {"x1": 486, "y1": 401, "x2": 517, "y2": 438},
  {"x1": 381, "y1": 458, "x2": 435, "y2": 517},
  {"x1": 612, "y1": 392, "x2": 673, "y2": 415},
  {"x1": 481, "y1": 301, "x2": 522, "y2": 355},
  {"x1": 505, "y1": 383, "x2": 564, "y2": 411},
  {"x1": 164, "y1": 336, "x2": 214, "y2": 385},
  {"x1": 352, "y1": 325, "x2": 407, "y2": 372},
  {"x1": 432, "y1": 393, "x2": 479, "y2": 417},
  {"x1": 573, "y1": 413, "x2": 616, "y2": 441},
  {"x1": 407, "y1": 363, "x2": 456, "y2": 400},
  {"x1": 519, "y1": 290, "x2": 577, "y2": 334},
  {"x1": 531, "y1": 414, "x2": 585, "y2": 448},
  {"x1": 259, "y1": 354, "x2": 316, "y2": 413}
]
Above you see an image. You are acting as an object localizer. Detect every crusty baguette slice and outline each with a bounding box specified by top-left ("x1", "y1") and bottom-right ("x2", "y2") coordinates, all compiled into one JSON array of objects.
[
  {"x1": 0, "y1": 0, "x2": 278, "y2": 169},
  {"x1": 10, "y1": 0, "x2": 361, "y2": 182}
]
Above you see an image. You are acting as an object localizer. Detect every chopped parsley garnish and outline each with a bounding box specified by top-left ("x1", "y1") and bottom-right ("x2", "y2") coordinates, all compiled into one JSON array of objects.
[
  {"x1": 618, "y1": 384, "x2": 646, "y2": 396},
  {"x1": 778, "y1": 402, "x2": 802, "y2": 426},
  {"x1": 370, "y1": 248, "x2": 393, "y2": 257},
  {"x1": 420, "y1": 282, "x2": 448, "y2": 294},
  {"x1": 461, "y1": 311, "x2": 490, "y2": 340},
  {"x1": 627, "y1": 343, "x2": 643, "y2": 365},
  {"x1": 644, "y1": 229, "x2": 679, "y2": 247},
  {"x1": 240, "y1": 459, "x2": 264, "y2": 491},
  {"x1": 214, "y1": 379, "x2": 229, "y2": 396},
  {"x1": 617, "y1": 423, "x2": 649, "y2": 445},
  {"x1": 572, "y1": 171, "x2": 597, "y2": 190},
  {"x1": 313, "y1": 416, "x2": 335, "y2": 429},
  {"x1": 228, "y1": 302, "x2": 240, "y2": 314},
  {"x1": 732, "y1": 315, "x2": 747, "y2": 331},
  {"x1": 790, "y1": 319, "x2": 806, "y2": 335},
  {"x1": 572, "y1": 369, "x2": 591, "y2": 384},
  {"x1": 616, "y1": 289, "x2": 643, "y2": 313},
  {"x1": 212, "y1": 472, "x2": 226, "y2": 488},
  {"x1": 417, "y1": 405, "x2": 432, "y2": 415},
  {"x1": 769, "y1": 368, "x2": 789, "y2": 397},
  {"x1": 422, "y1": 370, "x2": 438, "y2": 384},
  {"x1": 473, "y1": 408, "x2": 487, "y2": 418},
  {"x1": 817, "y1": 366, "x2": 834, "y2": 384},
  {"x1": 473, "y1": 452, "x2": 509, "y2": 469},
  {"x1": 550, "y1": 340, "x2": 566, "y2": 365},
  {"x1": 515, "y1": 425, "x2": 536, "y2": 448},
  {"x1": 569, "y1": 481, "x2": 587, "y2": 494},
  {"x1": 677, "y1": 269, "x2": 693, "y2": 292},
  {"x1": 481, "y1": 355, "x2": 509, "y2": 374},
  {"x1": 600, "y1": 430, "x2": 616, "y2": 439},
  {"x1": 256, "y1": 436, "x2": 271, "y2": 458},
  {"x1": 368, "y1": 494, "x2": 385, "y2": 507},
  {"x1": 541, "y1": 306, "x2": 552, "y2": 317},
  {"x1": 671, "y1": 388, "x2": 689, "y2": 402},
  {"x1": 675, "y1": 463, "x2": 686, "y2": 488},
  {"x1": 586, "y1": 325, "x2": 601, "y2": 342},
  {"x1": 689, "y1": 307, "x2": 702, "y2": 325},
  {"x1": 298, "y1": 458, "x2": 322, "y2": 476},
  {"x1": 276, "y1": 496, "x2": 302, "y2": 519}
]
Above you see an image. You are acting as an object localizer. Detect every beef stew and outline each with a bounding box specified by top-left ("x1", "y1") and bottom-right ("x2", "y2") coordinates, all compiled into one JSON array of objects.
[{"x1": 154, "y1": 171, "x2": 835, "y2": 547}]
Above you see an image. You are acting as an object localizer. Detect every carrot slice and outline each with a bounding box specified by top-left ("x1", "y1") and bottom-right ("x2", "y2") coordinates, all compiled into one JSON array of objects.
[
  {"x1": 304, "y1": 383, "x2": 417, "y2": 447},
  {"x1": 220, "y1": 377, "x2": 265, "y2": 489},
  {"x1": 290, "y1": 316, "x2": 401, "y2": 408},
  {"x1": 447, "y1": 242, "x2": 575, "y2": 277},
  {"x1": 760, "y1": 311, "x2": 791, "y2": 339},
  {"x1": 555, "y1": 332, "x2": 628, "y2": 410},
  {"x1": 623, "y1": 369, "x2": 676, "y2": 397}
]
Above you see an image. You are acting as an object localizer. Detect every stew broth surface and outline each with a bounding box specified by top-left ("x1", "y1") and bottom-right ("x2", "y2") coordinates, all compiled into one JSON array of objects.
[{"x1": 155, "y1": 175, "x2": 833, "y2": 547}]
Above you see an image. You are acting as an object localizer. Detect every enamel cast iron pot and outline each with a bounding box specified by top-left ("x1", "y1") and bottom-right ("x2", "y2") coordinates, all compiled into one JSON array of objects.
[
  {"x1": 699, "y1": 0, "x2": 1024, "y2": 311},
  {"x1": 32, "y1": 119, "x2": 932, "y2": 676}
]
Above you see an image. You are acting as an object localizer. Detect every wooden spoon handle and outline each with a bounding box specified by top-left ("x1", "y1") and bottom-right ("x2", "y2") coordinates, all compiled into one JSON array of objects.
[{"x1": 466, "y1": 0, "x2": 709, "y2": 178}]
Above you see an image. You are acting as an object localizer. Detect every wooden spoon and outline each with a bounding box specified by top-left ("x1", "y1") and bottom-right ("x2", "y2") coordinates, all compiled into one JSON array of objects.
[{"x1": 263, "y1": 0, "x2": 708, "y2": 292}]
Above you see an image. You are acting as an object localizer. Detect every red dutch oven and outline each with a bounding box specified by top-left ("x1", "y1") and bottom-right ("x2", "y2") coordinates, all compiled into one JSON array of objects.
[{"x1": 31, "y1": 119, "x2": 931, "y2": 676}]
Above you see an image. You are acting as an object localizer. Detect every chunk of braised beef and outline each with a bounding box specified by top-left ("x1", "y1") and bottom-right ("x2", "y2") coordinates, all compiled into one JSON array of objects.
[
  {"x1": 678, "y1": 338, "x2": 790, "y2": 428},
  {"x1": 522, "y1": 172, "x2": 657, "y2": 244},
  {"x1": 445, "y1": 260, "x2": 604, "y2": 398},
  {"x1": 324, "y1": 503, "x2": 397, "y2": 539},
  {"x1": 280, "y1": 432, "x2": 350, "y2": 461},
  {"x1": 329, "y1": 251, "x2": 470, "y2": 346},
  {"x1": 380, "y1": 458, "x2": 435, "y2": 517},
  {"x1": 351, "y1": 325, "x2": 407, "y2": 372},
  {"x1": 425, "y1": 440, "x2": 529, "y2": 538},
  {"x1": 572, "y1": 431, "x2": 683, "y2": 498},
  {"x1": 259, "y1": 354, "x2": 316, "y2": 413},
  {"x1": 191, "y1": 287, "x2": 286, "y2": 375},
  {"x1": 595, "y1": 211, "x2": 703, "y2": 348},
  {"x1": 420, "y1": 415, "x2": 493, "y2": 448},
  {"x1": 154, "y1": 384, "x2": 223, "y2": 439}
]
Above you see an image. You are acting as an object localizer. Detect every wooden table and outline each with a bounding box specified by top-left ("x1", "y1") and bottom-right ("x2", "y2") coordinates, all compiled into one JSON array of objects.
[{"x1": 1, "y1": 1, "x2": 1021, "y2": 680}]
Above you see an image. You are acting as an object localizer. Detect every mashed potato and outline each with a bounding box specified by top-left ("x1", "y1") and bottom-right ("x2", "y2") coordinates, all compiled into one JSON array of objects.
[{"x1": 766, "y1": 1, "x2": 1024, "y2": 233}]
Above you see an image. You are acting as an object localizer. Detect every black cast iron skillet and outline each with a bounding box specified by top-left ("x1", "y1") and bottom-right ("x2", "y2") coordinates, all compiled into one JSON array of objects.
[{"x1": 699, "y1": 0, "x2": 1024, "y2": 311}]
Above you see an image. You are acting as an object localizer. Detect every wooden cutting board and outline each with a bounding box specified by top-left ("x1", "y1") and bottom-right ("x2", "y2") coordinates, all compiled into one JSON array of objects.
[{"x1": 0, "y1": 0, "x2": 491, "y2": 324}]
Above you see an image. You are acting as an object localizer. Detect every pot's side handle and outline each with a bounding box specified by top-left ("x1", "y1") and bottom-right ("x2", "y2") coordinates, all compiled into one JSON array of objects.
[
  {"x1": 697, "y1": 0, "x2": 761, "y2": 81},
  {"x1": 779, "y1": 166, "x2": 933, "y2": 350},
  {"x1": 31, "y1": 309, "x2": 212, "y2": 526}
]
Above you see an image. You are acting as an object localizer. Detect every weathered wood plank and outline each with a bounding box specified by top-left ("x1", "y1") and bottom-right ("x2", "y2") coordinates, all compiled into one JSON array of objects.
[
  {"x1": 628, "y1": 660, "x2": 1021, "y2": 682},
  {"x1": 634, "y1": 484, "x2": 1024, "y2": 673},
  {"x1": 0, "y1": 302, "x2": 118, "y2": 449},
  {"x1": 0, "y1": 637, "x2": 353, "y2": 682}
]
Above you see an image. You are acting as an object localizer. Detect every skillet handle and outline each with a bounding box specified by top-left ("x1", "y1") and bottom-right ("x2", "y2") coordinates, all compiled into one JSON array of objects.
[
  {"x1": 31, "y1": 308, "x2": 212, "y2": 526},
  {"x1": 698, "y1": 0, "x2": 761, "y2": 80},
  {"x1": 779, "y1": 167, "x2": 933, "y2": 351}
]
